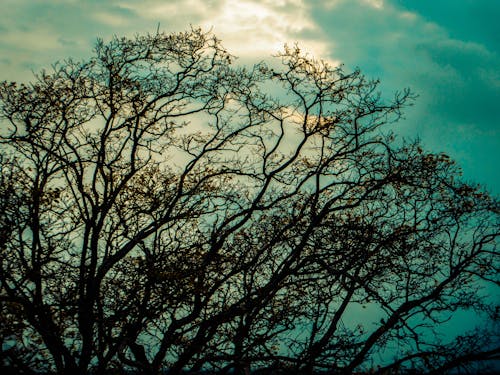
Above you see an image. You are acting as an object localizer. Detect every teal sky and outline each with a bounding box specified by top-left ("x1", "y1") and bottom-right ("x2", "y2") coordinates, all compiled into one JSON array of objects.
[{"x1": 0, "y1": 0, "x2": 498, "y2": 193}]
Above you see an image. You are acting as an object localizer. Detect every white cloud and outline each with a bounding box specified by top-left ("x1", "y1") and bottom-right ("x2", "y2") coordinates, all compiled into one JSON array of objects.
[
  {"x1": 398, "y1": 10, "x2": 417, "y2": 20},
  {"x1": 92, "y1": 11, "x2": 130, "y2": 27},
  {"x1": 361, "y1": 0, "x2": 384, "y2": 9},
  {"x1": 0, "y1": 29, "x2": 61, "y2": 51},
  {"x1": 118, "y1": 0, "x2": 221, "y2": 27}
]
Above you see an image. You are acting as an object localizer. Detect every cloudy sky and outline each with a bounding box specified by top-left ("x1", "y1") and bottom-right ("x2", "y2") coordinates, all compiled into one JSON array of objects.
[{"x1": 1, "y1": 0, "x2": 498, "y2": 193}]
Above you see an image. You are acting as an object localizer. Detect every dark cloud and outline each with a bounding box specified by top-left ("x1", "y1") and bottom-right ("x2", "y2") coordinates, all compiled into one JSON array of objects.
[
  {"x1": 414, "y1": 39, "x2": 499, "y2": 128},
  {"x1": 396, "y1": 0, "x2": 500, "y2": 53}
]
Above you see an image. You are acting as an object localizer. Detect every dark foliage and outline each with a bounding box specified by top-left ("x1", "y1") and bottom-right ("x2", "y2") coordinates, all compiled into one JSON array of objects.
[{"x1": 0, "y1": 29, "x2": 498, "y2": 374}]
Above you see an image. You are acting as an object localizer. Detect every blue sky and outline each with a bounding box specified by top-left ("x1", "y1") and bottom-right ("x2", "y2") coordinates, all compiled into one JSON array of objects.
[{"x1": 1, "y1": 0, "x2": 498, "y2": 193}]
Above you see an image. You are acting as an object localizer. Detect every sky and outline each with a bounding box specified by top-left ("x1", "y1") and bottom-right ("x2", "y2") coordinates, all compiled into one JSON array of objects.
[{"x1": 0, "y1": 0, "x2": 498, "y2": 193}]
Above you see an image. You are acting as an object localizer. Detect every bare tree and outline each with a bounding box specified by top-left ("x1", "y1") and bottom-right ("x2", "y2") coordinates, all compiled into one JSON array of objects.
[{"x1": 0, "y1": 29, "x2": 498, "y2": 375}]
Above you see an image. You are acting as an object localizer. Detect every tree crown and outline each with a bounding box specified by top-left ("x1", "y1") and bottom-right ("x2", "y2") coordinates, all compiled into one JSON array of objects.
[{"x1": 0, "y1": 28, "x2": 498, "y2": 375}]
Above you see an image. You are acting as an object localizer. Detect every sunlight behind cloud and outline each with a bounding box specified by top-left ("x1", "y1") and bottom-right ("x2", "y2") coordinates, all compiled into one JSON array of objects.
[
  {"x1": 198, "y1": 0, "x2": 335, "y2": 65},
  {"x1": 205, "y1": 1, "x2": 308, "y2": 52}
]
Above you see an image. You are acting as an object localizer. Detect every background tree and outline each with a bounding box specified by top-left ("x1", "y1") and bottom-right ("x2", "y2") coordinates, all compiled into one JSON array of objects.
[{"x1": 0, "y1": 29, "x2": 498, "y2": 374}]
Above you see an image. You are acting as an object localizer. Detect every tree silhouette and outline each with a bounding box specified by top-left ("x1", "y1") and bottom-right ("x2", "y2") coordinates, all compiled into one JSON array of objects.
[{"x1": 0, "y1": 29, "x2": 498, "y2": 374}]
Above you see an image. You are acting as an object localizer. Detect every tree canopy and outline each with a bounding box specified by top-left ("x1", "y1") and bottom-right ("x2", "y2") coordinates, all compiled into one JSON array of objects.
[{"x1": 0, "y1": 28, "x2": 498, "y2": 374}]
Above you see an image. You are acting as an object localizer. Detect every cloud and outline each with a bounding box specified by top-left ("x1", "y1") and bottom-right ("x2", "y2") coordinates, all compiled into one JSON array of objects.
[
  {"x1": 92, "y1": 10, "x2": 130, "y2": 27},
  {"x1": 118, "y1": 0, "x2": 221, "y2": 27},
  {"x1": 200, "y1": 0, "x2": 324, "y2": 60},
  {"x1": 413, "y1": 38, "x2": 499, "y2": 127},
  {"x1": 0, "y1": 28, "x2": 62, "y2": 51},
  {"x1": 361, "y1": 0, "x2": 384, "y2": 9},
  {"x1": 308, "y1": 0, "x2": 499, "y2": 190},
  {"x1": 396, "y1": 0, "x2": 500, "y2": 54}
]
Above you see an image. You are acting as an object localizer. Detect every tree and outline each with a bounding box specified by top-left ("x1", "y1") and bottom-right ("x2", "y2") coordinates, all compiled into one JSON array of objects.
[{"x1": 0, "y1": 28, "x2": 498, "y2": 375}]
